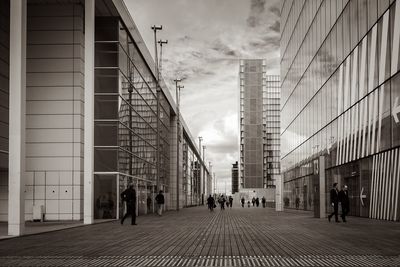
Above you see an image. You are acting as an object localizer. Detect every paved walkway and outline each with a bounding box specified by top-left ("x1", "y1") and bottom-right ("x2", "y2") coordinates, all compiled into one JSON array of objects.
[{"x1": 0, "y1": 206, "x2": 399, "y2": 266}]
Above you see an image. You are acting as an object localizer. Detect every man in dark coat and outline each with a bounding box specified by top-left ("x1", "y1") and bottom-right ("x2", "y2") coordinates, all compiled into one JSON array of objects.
[
  {"x1": 207, "y1": 194, "x2": 215, "y2": 211},
  {"x1": 155, "y1": 190, "x2": 165, "y2": 216},
  {"x1": 339, "y1": 185, "x2": 349, "y2": 222},
  {"x1": 328, "y1": 183, "x2": 340, "y2": 222},
  {"x1": 121, "y1": 185, "x2": 137, "y2": 225}
]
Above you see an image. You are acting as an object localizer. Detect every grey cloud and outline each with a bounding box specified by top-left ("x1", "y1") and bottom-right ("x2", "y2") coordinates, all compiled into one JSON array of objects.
[
  {"x1": 269, "y1": 20, "x2": 280, "y2": 33},
  {"x1": 269, "y1": 5, "x2": 280, "y2": 17},
  {"x1": 247, "y1": 0, "x2": 266, "y2": 28},
  {"x1": 211, "y1": 39, "x2": 240, "y2": 58}
]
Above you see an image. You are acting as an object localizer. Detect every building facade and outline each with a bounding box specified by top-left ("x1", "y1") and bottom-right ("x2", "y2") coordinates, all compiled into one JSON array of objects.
[
  {"x1": 231, "y1": 161, "x2": 238, "y2": 194},
  {"x1": 239, "y1": 59, "x2": 281, "y2": 189},
  {"x1": 2, "y1": 0, "x2": 211, "y2": 236},
  {"x1": 281, "y1": 0, "x2": 400, "y2": 221}
]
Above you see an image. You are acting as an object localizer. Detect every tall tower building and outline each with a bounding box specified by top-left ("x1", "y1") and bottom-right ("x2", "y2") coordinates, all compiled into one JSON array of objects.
[
  {"x1": 231, "y1": 161, "x2": 239, "y2": 194},
  {"x1": 280, "y1": 0, "x2": 400, "y2": 220},
  {"x1": 239, "y1": 59, "x2": 281, "y2": 190}
]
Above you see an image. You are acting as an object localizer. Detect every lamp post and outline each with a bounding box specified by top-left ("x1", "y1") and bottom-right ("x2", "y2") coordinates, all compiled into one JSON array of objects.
[
  {"x1": 202, "y1": 145, "x2": 206, "y2": 205},
  {"x1": 158, "y1": 39, "x2": 168, "y2": 76},
  {"x1": 174, "y1": 78, "x2": 182, "y2": 211},
  {"x1": 151, "y1": 25, "x2": 162, "y2": 192}
]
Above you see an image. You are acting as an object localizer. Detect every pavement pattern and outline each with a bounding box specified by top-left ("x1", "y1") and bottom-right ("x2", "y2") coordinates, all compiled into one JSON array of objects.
[{"x1": 0, "y1": 206, "x2": 399, "y2": 266}]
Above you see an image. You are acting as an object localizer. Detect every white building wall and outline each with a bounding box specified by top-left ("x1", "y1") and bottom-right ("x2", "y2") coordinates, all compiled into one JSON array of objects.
[{"x1": 24, "y1": 3, "x2": 84, "y2": 221}]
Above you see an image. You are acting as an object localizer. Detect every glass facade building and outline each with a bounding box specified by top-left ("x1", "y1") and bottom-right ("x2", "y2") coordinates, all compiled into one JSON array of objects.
[
  {"x1": 281, "y1": 0, "x2": 400, "y2": 221},
  {"x1": 239, "y1": 60, "x2": 281, "y2": 189},
  {"x1": 1, "y1": 0, "x2": 212, "y2": 236},
  {"x1": 231, "y1": 161, "x2": 238, "y2": 194}
]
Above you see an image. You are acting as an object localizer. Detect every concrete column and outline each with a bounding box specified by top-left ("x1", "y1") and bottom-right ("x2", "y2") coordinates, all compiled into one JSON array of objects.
[
  {"x1": 275, "y1": 174, "x2": 283, "y2": 211},
  {"x1": 319, "y1": 156, "x2": 326, "y2": 218},
  {"x1": 83, "y1": 0, "x2": 95, "y2": 224},
  {"x1": 169, "y1": 115, "x2": 178, "y2": 210},
  {"x1": 8, "y1": 0, "x2": 27, "y2": 236}
]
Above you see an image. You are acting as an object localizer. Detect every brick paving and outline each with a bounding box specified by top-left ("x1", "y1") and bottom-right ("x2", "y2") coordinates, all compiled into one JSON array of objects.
[{"x1": 0, "y1": 206, "x2": 399, "y2": 266}]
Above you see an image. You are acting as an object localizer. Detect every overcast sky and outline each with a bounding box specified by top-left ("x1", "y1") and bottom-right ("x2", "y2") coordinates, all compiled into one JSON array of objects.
[{"x1": 125, "y1": 0, "x2": 281, "y2": 194}]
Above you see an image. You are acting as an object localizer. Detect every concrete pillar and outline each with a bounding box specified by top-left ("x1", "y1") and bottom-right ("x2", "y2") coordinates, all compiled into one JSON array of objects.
[
  {"x1": 8, "y1": 0, "x2": 27, "y2": 236},
  {"x1": 275, "y1": 174, "x2": 283, "y2": 211},
  {"x1": 319, "y1": 156, "x2": 326, "y2": 218},
  {"x1": 169, "y1": 115, "x2": 178, "y2": 210},
  {"x1": 84, "y1": 0, "x2": 95, "y2": 224}
]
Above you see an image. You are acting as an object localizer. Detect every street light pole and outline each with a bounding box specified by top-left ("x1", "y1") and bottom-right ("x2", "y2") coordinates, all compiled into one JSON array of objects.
[
  {"x1": 202, "y1": 145, "x2": 206, "y2": 205},
  {"x1": 158, "y1": 39, "x2": 168, "y2": 76},
  {"x1": 174, "y1": 78, "x2": 182, "y2": 211},
  {"x1": 151, "y1": 25, "x2": 162, "y2": 192}
]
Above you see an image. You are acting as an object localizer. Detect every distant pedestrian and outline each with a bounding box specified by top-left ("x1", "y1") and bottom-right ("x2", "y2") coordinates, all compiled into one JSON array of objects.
[
  {"x1": 295, "y1": 197, "x2": 300, "y2": 209},
  {"x1": 120, "y1": 185, "x2": 137, "y2": 225},
  {"x1": 247, "y1": 200, "x2": 251, "y2": 208},
  {"x1": 255, "y1": 197, "x2": 260, "y2": 207},
  {"x1": 328, "y1": 183, "x2": 340, "y2": 223},
  {"x1": 207, "y1": 194, "x2": 215, "y2": 212},
  {"x1": 147, "y1": 195, "x2": 152, "y2": 212},
  {"x1": 252, "y1": 197, "x2": 256, "y2": 207},
  {"x1": 339, "y1": 185, "x2": 349, "y2": 222},
  {"x1": 241, "y1": 197, "x2": 245, "y2": 208},
  {"x1": 261, "y1": 196, "x2": 266, "y2": 208},
  {"x1": 155, "y1": 190, "x2": 165, "y2": 216},
  {"x1": 229, "y1": 196, "x2": 233, "y2": 208},
  {"x1": 219, "y1": 195, "x2": 226, "y2": 210}
]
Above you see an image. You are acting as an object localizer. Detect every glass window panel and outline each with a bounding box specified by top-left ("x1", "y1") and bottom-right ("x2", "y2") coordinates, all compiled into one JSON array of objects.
[
  {"x1": 358, "y1": 0, "x2": 368, "y2": 40},
  {"x1": 367, "y1": 0, "x2": 378, "y2": 31},
  {"x1": 94, "y1": 174, "x2": 117, "y2": 219},
  {"x1": 391, "y1": 72, "x2": 400, "y2": 147},
  {"x1": 94, "y1": 148, "x2": 118, "y2": 172},
  {"x1": 378, "y1": 82, "x2": 391, "y2": 152},
  {"x1": 94, "y1": 95, "x2": 119, "y2": 120}
]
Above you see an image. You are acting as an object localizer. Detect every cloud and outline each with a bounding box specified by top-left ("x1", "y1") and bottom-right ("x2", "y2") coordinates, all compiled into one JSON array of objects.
[
  {"x1": 247, "y1": 0, "x2": 267, "y2": 28},
  {"x1": 269, "y1": 20, "x2": 280, "y2": 33}
]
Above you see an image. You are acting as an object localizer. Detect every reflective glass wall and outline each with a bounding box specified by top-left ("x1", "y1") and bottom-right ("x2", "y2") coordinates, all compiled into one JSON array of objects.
[
  {"x1": 281, "y1": 0, "x2": 400, "y2": 220},
  {"x1": 265, "y1": 75, "x2": 281, "y2": 188},
  {"x1": 182, "y1": 138, "x2": 202, "y2": 206},
  {"x1": 94, "y1": 16, "x2": 170, "y2": 219}
]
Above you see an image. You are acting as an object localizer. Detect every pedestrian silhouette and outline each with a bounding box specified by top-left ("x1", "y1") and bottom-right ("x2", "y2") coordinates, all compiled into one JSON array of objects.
[
  {"x1": 155, "y1": 190, "x2": 165, "y2": 216},
  {"x1": 328, "y1": 183, "x2": 340, "y2": 223},
  {"x1": 207, "y1": 194, "x2": 215, "y2": 212},
  {"x1": 252, "y1": 197, "x2": 256, "y2": 207},
  {"x1": 229, "y1": 196, "x2": 233, "y2": 208},
  {"x1": 339, "y1": 185, "x2": 349, "y2": 222},
  {"x1": 147, "y1": 195, "x2": 152, "y2": 213},
  {"x1": 255, "y1": 197, "x2": 260, "y2": 207},
  {"x1": 241, "y1": 197, "x2": 245, "y2": 208},
  {"x1": 120, "y1": 185, "x2": 137, "y2": 225},
  {"x1": 262, "y1": 196, "x2": 266, "y2": 208}
]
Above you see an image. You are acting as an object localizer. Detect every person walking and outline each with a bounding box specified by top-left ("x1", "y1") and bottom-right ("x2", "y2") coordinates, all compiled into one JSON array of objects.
[
  {"x1": 255, "y1": 197, "x2": 260, "y2": 207},
  {"x1": 339, "y1": 185, "x2": 349, "y2": 222},
  {"x1": 147, "y1": 195, "x2": 152, "y2": 213},
  {"x1": 328, "y1": 183, "x2": 340, "y2": 222},
  {"x1": 155, "y1": 190, "x2": 165, "y2": 216},
  {"x1": 241, "y1": 197, "x2": 245, "y2": 208},
  {"x1": 207, "y1": 194, "x2": 215, "y2": 212},
  {"x1": 120, "y1": 185, "x2": 137, "y2": 225},
  {"x1": 219, "y1": 195, "x2": 226, "y2": 210},
  {"x1": 229, "y1": 196, "x2": 233, "y2": 208},
  {"x1": 252, "y1": 197, "x2": 256, "y2": 207},
  {"x1": 261, "y1": 196, "x2": 266, "y2": 208}
]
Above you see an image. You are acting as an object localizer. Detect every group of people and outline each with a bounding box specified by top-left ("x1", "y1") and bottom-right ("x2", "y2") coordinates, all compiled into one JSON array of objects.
[
  {"x1": 328, "y1": 182, "x2": 350, "y2": 223},
  {"x1": 240, "y1": 196, "x2": 267, "y2": 208},
  {"x1": 206, "y1": 194, "x2": 233, "y2": 211},
  {"x1": 120, "y1": 185, "x2": 165, "y2": 225}
]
